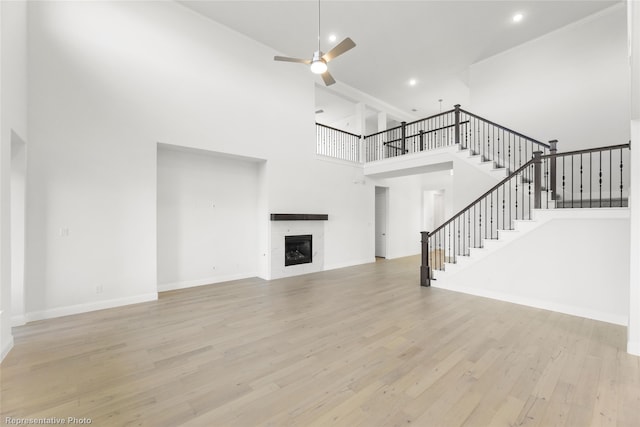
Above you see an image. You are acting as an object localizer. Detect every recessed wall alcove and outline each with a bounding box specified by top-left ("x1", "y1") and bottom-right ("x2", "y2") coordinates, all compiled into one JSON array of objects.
[{"x1": 157, "y1": 144, "x2": 264, "y2": 291}]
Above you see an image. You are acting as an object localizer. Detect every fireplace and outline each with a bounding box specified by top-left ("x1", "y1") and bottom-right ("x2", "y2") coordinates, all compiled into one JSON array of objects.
[{"x1": 285, "y1": 235, "x2": 312, "y2": 266}]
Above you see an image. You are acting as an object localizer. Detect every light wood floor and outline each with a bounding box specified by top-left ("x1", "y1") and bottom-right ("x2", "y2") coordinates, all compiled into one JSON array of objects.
[{"x1": 1, "y1": 256, "x2": 639, "y2": 426}]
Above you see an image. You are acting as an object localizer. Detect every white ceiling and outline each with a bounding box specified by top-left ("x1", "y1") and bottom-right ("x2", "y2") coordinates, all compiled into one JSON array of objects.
[{"x1": 180, "y1": 0, "x2": 620, "y2": 123}]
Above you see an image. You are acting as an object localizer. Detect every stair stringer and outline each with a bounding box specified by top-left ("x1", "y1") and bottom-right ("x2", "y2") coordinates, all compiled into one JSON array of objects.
[
  {"x1": 363, "y1": 144, "x2": 509, "y2": 182},
  {"x1": 431, "y1": 208, "x2": 630, "y2": 325}
]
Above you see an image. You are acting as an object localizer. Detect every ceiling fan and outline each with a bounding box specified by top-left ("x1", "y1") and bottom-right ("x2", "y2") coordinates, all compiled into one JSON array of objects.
[{"x1": 274, "y1": 0, "x2": 355, "y2": 86}]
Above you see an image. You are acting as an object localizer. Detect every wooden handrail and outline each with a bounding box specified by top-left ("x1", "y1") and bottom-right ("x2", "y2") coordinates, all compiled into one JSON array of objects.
[
  {"x1": 315, "y1": 122, "x2": 361, "y2": 139},
  {"x1": 364, "y1": 108, "x2": 456, "y2": 139},
  {"x1": 458, "y1": 108, "x2": 549, "y2": 149},
  {"x1": 541, "y1": 143, "x2": 630, "y2": 159},
  {"x1": 428, "y1": 158, "x2": 535, "y2": 237}
]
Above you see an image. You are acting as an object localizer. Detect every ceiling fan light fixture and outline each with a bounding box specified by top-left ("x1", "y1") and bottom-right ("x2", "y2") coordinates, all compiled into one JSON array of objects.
[
  {"x1": 310, "y1": 59, "x2": 328, "y2": 74},
  {"x1": 310, "y1": 51, "x2": 327, "y2": 74}
]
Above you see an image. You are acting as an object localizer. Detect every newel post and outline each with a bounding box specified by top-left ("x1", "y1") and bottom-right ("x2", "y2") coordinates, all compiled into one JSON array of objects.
[
  {"x1": 420, "y1": 231, "x2": 431, "y2": 287},
  {"x1": 549, "y1": 139, "x2": 558, "y2": 200},
  {"x1": 401, "y1": 121, "x2": 407, "y2": 154},
  {"x1": 533, "y1": 151, "x2": 543, "y2": 209},
  {"x1": 454, "y1": 104, "x2": 461, "y2": 145}
]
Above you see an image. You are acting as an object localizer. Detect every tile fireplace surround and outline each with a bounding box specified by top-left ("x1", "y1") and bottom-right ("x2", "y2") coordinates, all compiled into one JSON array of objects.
[{"x1": 269, "y1": 214, "x2": 327, "y2": 279}]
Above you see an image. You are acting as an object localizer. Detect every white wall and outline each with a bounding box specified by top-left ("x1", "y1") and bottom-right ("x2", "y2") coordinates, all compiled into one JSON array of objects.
[
  {"x1": 1, "y1": 0, "x2": 28, "y2": 361},
  {"x1": 436, "y1": 212, "x2": 630, "y2": 326},
  {"x1": 378, "y1": 174, "x2": 424, "y2": 259},
  {"x1": 23, "y1": 0, "x2": 375, "y2": 321},
  {"x1": 11, "y1": 136, "x2": 26, "y2": 325},
  {"x1": 0, "y1": 0, "x2": 7, "y2": 362},
  {"x1": 470, "y1": 5, "x2": 630, "y2": 151},
  {"x1": 450, "y1": 158, "x2": 498, "y2": 213},
  {"x1": 627, "y1": 0, "x2": 640, "y2": 356},
  {"x1": 421, "y1": 169, "x2": 454, "y2": 230},
  {"x1": 157, "y1": 145, "x2": 261, "y2": 291},
  {"x1": 370, "y1": 150, "x2": 502, "y2": 260}
]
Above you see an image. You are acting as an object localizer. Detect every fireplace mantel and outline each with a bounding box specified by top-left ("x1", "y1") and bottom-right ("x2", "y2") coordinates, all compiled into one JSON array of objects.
[{"x1": 270, "y1": 214, "x2": 328, "y2": 221}]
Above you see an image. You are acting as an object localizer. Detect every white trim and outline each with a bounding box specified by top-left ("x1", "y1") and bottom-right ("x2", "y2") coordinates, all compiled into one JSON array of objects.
[
  {"x1": 158, "y1": 273, "x2": 258, "y2": 292},
  {"x1": 1, "y1": 336, "x2": 14, "y2": 363},
  {"x1": 24, "y1": 293, "x2": 158, "y2": 323},
  {"x1": 11, "y1": 314, "x2": 26, "y2": 327},
  {"x1": 324, "y1": 258, "x2": 376, "y2": 272},
  {"x1": 386, "y1": 251, "x2": 421, "y2": 261},
  {"x1": 315, "y1": 154, "x2": 363, "y2": 167},
  {"x1": 432, "y1": 282, "x2": 628, "y2": 326}
]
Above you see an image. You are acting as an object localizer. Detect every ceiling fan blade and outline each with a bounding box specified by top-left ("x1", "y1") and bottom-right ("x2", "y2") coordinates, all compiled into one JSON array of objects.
[
  {"x1": 322, "y1": 37, "x2": 356, "y2": 62},
  {"x1": 274, "y1": 55, "x2": 311, "y2": 64},
  {"x1": 321, "y1": 70, "x2": 336, "y2": 86}
]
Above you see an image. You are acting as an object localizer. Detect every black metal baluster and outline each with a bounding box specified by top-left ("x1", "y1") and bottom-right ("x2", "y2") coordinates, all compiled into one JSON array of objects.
[
  {"x1": 528, "y1": 164, "x2": 532, "y2": 219},
  {"x1": 467, "y1": 210, "x2": 471, "y2": 254},
  {"x1": 509, "y1": 177, "x2": 518, "y2": 224},
  {"x1": 589, "y1": 153, "x2": 593, "y2": 207},
  {"x1": 544, "y1": 156, "x2": 549, "y2": 207},
  {"x1": 508, "y1": 134, "x2": 512, "y2": 172},
  {"x1": 456, "y1": 217, "x2": 460, "y2": 260},
  {"x1": 599, "y1": 151, "x2": 602, "y2": 207},
  {"x1": 620, "y1": 147, "x2": 624, "y2": 205},
  {"x1": 562, "y1": 157, "x2": 566, "y2": 208},
  {"x1": 448, "y1": 224, "x2": 451, "y2": 265},
  {"x1": 476, "y1": 119, "x2": 480, "y2": 155},
  {"x1": 518, "y1": 138, "x2": 522, "y2": 169},
  {"x1": 580, "y1": 154, "x2": 583, "y2": 208},
  {"x1": 483, "y1": 196, "x2": 487, "y2": 239},
  {"x1": 515, "y1": 171, "x2": 519, "y2": 220},
  {"x1": 479, "y1": 199, "x2": 483, "y2": 247},
  {"x1": 439, "y1": 230, "x2": 443, "y2": 269},
  {"x1": 490, "y1": 192, "x2": 494, "y2": 238},
  {"x1": 571, "y1": 156, "x2": 574, "y2": 208},
  {"x1": 473, "y1": 204, "x2": 476, "y2": 248},
  {"x1": 486, "y1": 123, "x2": 490, "y2": 161}
]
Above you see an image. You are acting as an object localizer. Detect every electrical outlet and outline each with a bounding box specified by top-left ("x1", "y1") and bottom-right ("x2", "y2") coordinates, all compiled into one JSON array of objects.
[
  {"x1": 60, "y1": 227, "x2": 69, "y2": 237},
  {"x1": 95, "y1": 284, "x2": 103, "y2": 294}
]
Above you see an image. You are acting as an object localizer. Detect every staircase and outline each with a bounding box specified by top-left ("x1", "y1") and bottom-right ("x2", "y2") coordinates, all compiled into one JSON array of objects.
[
  {"x1": 420, "y1": 142, "x2": 631, "y2": 286},
  {"x1": 316, "y1": 106, "x2": 631, "y2": 324}
]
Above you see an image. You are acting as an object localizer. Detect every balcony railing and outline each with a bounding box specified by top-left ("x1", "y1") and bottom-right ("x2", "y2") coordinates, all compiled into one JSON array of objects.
[
  {"x1": 317, "y1": 105, "x2": 549, "y2": 174},
  {"x1": 316, "y1": 123, "x2": 360, "y2": 162}
]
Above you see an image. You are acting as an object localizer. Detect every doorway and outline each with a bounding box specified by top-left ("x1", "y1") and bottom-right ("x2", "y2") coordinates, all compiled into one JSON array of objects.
[
  {"x1": 423, "y1": 189, "x2": 445, "y2": 232},
  {"x1": 375, "y1": 186, "x2": 388, "y2": 258}
]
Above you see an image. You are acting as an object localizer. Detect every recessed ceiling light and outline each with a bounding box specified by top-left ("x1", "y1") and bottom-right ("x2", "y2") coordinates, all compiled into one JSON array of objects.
[
  {"x1": 513, "y1": 13, "x2": 524, "y2": 23},
  {"x1": 409, "y1": 79, "x2": 417, "y2": 86},
  {"x1": 328, "y1": 34, "x2": 337, "y2": 42}
]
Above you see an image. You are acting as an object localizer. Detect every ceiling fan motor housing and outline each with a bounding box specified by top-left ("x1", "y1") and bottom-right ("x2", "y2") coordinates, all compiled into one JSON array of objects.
[{"x1": 310, "y1": 51, "x2": 327, "y2": 74}]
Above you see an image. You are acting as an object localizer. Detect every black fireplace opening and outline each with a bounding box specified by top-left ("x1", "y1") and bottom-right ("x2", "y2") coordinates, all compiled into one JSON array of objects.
[{"x1": 285, "y1": 235, "x2": 312, "y2": 266}]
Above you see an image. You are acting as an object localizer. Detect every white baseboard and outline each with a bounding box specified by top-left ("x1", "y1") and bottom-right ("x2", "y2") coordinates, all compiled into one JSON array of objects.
[
  {"x1": 385, "y1": 252, "x2": 420, "y2": 260},
  {"x1": 24, "y1": 293, "x2": 158, "y2": 323},
  {"x1": 1, "y1": 335, "x2": 14, "y2": 363},
  {"x1": 324, "y1": 258, "x2": 376, "y2": 271},
  {"x1": 11, "y1": 314, "x2": 26, "y2": 327},
  {"x1": 432, "y1": 282, "x2": 628, "y2": 326},
  {"x1": 158, "y1": 273, "x2": 258, "y2": 292},
  {"x1": 628, "y1": 341, "x2": 640, "y2": 356}
]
